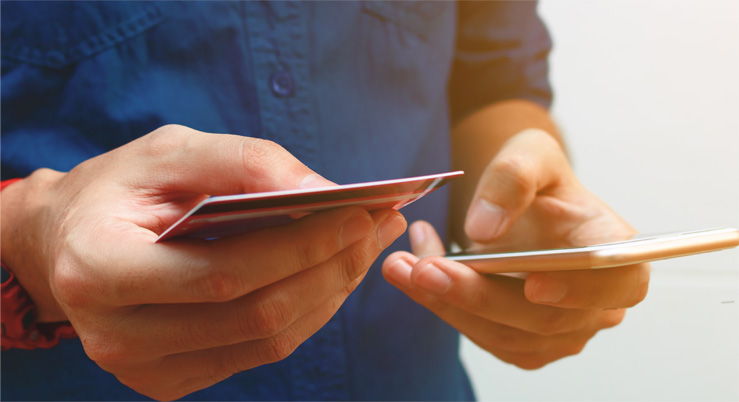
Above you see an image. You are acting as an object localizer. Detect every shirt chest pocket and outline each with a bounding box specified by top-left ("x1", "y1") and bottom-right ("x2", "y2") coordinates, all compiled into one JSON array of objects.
[
  {"x1": 361, "y1": 1, "x2": 451, "y2": 43},
  {"x1": 1, "y1": 2, "x2": 163, "y2": 69}
]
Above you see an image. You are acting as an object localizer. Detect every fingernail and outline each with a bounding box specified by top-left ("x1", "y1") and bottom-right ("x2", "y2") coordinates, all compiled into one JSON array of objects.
[
  {"x1": 415, "y1": 262, "x2": 452, "y2": 295},
  {"x1": 385, "y1": 259, "x2": 413, "y2": 287},
  {"x1": 377, "y1": 214, "x2": 406, "y2": 248},
  {"x1": 530, "y1": 277, "x2": 568, "y2": 303},
  {"x1": 465, "y1": 198, "x2": 506, "y2": 241},
  {"x1": 299, "y1": 173, "x2": 333, "y2": 189},
  {"x1": 409, "y1": 222, "x2": 426, "y2": 250},
  {"x1": 340, "y1": 214, "x2": 372, "y2": 247}
]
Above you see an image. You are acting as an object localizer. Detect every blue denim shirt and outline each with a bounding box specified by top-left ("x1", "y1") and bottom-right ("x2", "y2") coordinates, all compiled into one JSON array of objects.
[{"x1": 1, "y1": 1, "x2": 552, "y2": 400}]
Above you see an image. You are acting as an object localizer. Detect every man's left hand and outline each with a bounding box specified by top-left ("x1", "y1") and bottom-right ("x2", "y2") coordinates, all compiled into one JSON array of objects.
[{"x1": 382, "y1": 129, "x2": 650, "y2": 369}]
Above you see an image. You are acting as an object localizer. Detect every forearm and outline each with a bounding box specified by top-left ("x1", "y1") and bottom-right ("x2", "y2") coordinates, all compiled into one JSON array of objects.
[{"x1": 448, "y1": 99, "x2": 562, "y2": 245}]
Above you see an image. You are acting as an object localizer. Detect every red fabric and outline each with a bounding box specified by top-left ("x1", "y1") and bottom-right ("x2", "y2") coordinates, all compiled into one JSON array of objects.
[
  {"x1": 1, "y1": 178, "x2": 77, "y2": 350},
  {"x1": 1, "y1": 178, "x2": 22, "y2": 190}
]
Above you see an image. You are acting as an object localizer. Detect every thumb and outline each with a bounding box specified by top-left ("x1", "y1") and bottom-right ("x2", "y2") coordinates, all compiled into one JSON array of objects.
[
  {"x1": 127, "y1": 125, "x2": 334, "y2": 196},
  {"x1": 409, "y1": 221, "x2": 446, "y2": 257},
  {"x1": 464, "y1": 129, "x2": 571, "y2": 243}
]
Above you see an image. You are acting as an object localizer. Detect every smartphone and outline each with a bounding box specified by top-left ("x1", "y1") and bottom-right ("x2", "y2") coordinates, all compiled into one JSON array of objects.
[{"x1": 445, "y1": 227, "x2": 739, "y2": 273}]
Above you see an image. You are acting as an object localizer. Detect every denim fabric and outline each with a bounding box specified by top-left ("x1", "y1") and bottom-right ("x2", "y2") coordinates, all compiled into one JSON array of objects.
[{"x1": 1, "y1": 1, "x2": 551, "y2": 400}]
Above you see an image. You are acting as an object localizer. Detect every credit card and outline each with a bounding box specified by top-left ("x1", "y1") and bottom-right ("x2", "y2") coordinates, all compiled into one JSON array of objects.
[{"x1": 157, "y1": 171, "x2": 463, "y2": 241}]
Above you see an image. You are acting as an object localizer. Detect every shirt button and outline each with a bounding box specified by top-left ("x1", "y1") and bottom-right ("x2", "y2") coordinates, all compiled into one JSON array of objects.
[{"x1": 270, "y1": 71, "x2": 295, "y2": 98}]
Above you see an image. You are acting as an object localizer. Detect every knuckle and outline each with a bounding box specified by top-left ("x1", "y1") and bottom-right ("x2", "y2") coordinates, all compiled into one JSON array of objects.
[
  {"x1": 120, "y1": 379, "x2": 178, "y2": 402},
  {"x1": 343, "y1": 272, "x2": 366, "y2": 296},
  {"x1": 114, "y1": 375, "x2": 143, "y2": 394},
  {"x1": 154, "y1": 124, "x2": 194, "y2": 138},
  {"x1": 198, "y1": 270, "x2": 241, "y2": 302},
  {"x1": 629, "y1": 276, "x2": 650, "y2": 307},
  {"x1": 51, "y1": 261, "x2": 95, "y2": 309},
  {"x1": 81, "y1": 333, "x2": 131, "y2": 369},
  {"x1": 157, "y1": 123, "x2": 187, "y2": 132},
  {"x1": 292, "y1": 236, "x2": 331, "y2": 269},
  {"x1": 174, "y1": 375, "x2": 227, "y2": 401},
  {"x1": 210, "y1": 349, "x2": 247, "y2": 380},
  {"x1": 327, "y1": 292, "x2": 351, "y2": 314},
  {"x1": 119, "y1": 362, "x2": 207, "y2": 401},
  {"x1": 563, "y1": 342, "x2": 587, "y2": 357},
  {"x1": 535, "y1": 309, "x2": 573, "y2": 336},
  {"x1": 142, "y1": 125, "x2": 189, "y2": 157},
  {"x1": 464, "y1": 286, "x2": 491, "y2": 317},
  {"x1": 600, "y1": 309, "x2": 626, "y2": 328},
  {"x1": 245, "y1": 296, "x2": 293, "y2": 338},
  {"x1": 259, "y1": 333, "x2": 299, "y2": 363},
  {"x1": 300, "y1": 211, "x2": 371, "y2": 267},
  {"x1": 492, "y1": 156, "x2": 536, "y2": 195},
  {"x1": 244, "y1": 138, "x2": 287, "y2": 163},
  {"x1": 336, "y1": 242, "x2": 373, "y2": 285},
  {"x1": 292, "y1": 218, "x2": 372, "y2": 274},
  {"x1": 145, "y1": 390, "x2": 178, "y2": 402},
  {"x1": 255, "y1": 138, "x2": 285, "y2": 153},
  {"x1": 171, "y1": 318, "x2": 216, "y2": 353},
  {"x1": 29, "y1": 167, "x2": 63, "y2": 184},
  {"x1": 488, "y1": 329, "x2": 538, "y2": 354},
  {"x1": 486, "y1": 330, "x2": 518, "y2": 353},
  {"x1": 115, "y1": 372, "x2": 147, "y2": 389},
  {"x1": 512, "y1": 356, "x2": 551, "y2": 371}
]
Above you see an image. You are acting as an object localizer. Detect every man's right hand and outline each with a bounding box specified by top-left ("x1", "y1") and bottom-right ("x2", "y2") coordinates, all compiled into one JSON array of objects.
[{"x1": 0, "y1": 125, "x2": 407, "y2": 400}]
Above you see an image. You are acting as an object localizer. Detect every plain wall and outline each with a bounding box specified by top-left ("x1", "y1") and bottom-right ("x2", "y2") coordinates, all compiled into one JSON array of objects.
[{"x1": 460, "y1": 1, "x2": 739, "y2": 401}]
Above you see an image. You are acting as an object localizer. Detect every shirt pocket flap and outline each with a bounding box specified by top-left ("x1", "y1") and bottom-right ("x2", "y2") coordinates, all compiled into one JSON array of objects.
[
  {"x1": 2, "y1": 3, "x2": 163, "y2": 69},
  {"x1": 361, "y1": 1, "x2": 447, "y2": 41}
]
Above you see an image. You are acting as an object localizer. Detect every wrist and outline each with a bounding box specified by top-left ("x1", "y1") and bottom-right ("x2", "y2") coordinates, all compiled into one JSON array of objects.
[{"x1": 2, "y1": 169, "x2": 68, "y2": 322}]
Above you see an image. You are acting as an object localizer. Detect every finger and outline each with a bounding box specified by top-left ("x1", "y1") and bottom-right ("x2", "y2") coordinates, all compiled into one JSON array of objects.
[
  {"x1": 127, "y1": 125, "x2": 334, "y2": 196},
  {"x1": 481, "y1": 333, "x2": 595, "y2": 370},
  {"x1": 409, "y1": 220, "x2": 445, "y2": 257},
  {"x1": 461, "y1": 308, "x2": 623, "y2": 361},
  {"x1": 464, "y1": 129, "x2": 573, "y2": 242},
  {"x1": 382, "y1": 252, "x2": 596, "y2": 336},
  {"x1": 476, "y1": 308, "x2": 625, "y2": 370},
  {"x1": 131, "y1": 275, "x2": 369, "y2": 401},
  {"x1": 383, "y1": 255, "x2": 625, "y2": 368},
  {"x1": 117, "y1": 210, "x2": 405, "y2": 355},
  {"x1": 77, "y1": 207, "x2": 404, "y2": 306},
  {"x1": 525, "y1": 264, "x2": 651, "y2": 309}
]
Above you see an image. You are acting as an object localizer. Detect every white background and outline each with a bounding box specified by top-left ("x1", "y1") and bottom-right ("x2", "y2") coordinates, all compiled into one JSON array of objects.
[{"x1": 460, "y1": 1, "x2": 739, "y2": 401}]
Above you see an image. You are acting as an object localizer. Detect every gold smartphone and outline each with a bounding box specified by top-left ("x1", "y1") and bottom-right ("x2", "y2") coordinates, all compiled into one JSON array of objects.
[{"x1": 446, "y1": 227, "x2": 739, "y2": 273}]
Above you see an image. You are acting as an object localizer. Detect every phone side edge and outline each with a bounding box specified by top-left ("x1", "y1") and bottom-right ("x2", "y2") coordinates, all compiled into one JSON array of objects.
[
  {"x1": 451, "y1": 249, "x2": 595, "y2": 273},
  {"x1": 591, "y1": 228, "x2": 739, "y2": 268}
]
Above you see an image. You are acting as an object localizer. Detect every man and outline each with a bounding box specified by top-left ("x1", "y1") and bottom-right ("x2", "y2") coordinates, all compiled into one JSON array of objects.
[{"x1": 1, "y1": 2, "x2": 649, "y2": 400}]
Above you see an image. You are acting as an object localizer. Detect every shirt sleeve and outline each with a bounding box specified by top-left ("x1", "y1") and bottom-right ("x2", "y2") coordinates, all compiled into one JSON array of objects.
[{"x1": 448, "y1": 0, "x2": 553, "y2": 125}]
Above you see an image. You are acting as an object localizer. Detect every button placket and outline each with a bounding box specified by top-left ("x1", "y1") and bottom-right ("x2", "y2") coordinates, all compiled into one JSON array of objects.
[
  {"x1": 243, "y1": 3, "x2": 348, "y2": 399},
  {"x1": 244, "y1": 1, "x2": 319, "y2": 169}
]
